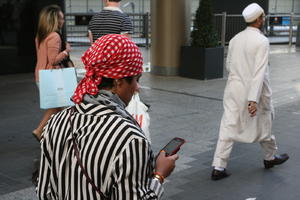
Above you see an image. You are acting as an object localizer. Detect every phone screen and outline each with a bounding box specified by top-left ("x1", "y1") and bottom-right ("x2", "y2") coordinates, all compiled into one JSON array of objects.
[{"x1": 163, "y1": 137, "x2": 185, "y2": 156}]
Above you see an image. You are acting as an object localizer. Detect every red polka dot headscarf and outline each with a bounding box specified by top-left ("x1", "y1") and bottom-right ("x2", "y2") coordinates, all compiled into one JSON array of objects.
[{"x1": 73, "y1": 34, "x2": 143, "y2": 104}]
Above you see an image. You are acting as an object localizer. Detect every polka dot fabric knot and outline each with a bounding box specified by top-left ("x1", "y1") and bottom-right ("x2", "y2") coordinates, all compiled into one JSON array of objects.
[{"x1": 72, "y1": 34, "x2": 143, "y2": 104}]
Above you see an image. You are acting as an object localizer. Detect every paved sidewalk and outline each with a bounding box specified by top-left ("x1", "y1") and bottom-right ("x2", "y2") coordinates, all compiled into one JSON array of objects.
[{"x1": 0, "y1": 45, "x2": 300, "y2": 200}]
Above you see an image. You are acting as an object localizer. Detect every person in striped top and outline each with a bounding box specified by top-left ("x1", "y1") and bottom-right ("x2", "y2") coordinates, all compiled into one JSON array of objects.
[
  {"x1": 88, "y1": 0, "x2": 133, "y2": 44},
  {"x1": 37, "y1": 34, "x2": 179, "y2": 200}
]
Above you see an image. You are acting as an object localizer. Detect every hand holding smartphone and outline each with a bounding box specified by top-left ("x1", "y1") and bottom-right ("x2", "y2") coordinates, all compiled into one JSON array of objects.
[
  {"x1": 161, "y1": 137, "x2": 185, "y2": 156},
  {"x1": 154, "y1": 137, "x2": 185, "y2": 180}
]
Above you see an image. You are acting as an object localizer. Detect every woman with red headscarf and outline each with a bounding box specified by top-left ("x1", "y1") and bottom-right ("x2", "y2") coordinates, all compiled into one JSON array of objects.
[{"x1": 37, "y1": 34, "x2": 179, "y2": 200}]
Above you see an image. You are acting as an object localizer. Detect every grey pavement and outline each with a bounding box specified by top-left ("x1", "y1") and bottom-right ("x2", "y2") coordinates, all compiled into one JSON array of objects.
[{"x1": 0, "y1": 45, "x2": 300, "y2": 200}]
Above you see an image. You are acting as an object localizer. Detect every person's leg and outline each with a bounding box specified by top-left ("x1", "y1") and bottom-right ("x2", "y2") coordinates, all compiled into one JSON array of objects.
[
  {"x1": 33, "y1": 107, "x2": 62, "y2": 140},
  {"x1": 211, "y1": 138, "x2": 234, "y2": 180},
  {"x1": 212, "y1": 138, "x2": 234, "y2": 169},
  {"x1": 260, "y1": 135, "x2": 277, "y2": 161},
  {"x1": 260, "y1": 135, "x2": 289, "y2": 168}
]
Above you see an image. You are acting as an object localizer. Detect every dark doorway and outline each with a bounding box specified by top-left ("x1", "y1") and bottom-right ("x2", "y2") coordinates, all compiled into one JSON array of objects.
[{"x1": 0, "y1": 0, "x2": 64, "y2": 75}]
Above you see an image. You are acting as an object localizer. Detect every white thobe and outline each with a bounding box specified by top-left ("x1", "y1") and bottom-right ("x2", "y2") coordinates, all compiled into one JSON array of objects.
[{"x1": 212, "y1": 27, "x2": 277, "y2": 168}]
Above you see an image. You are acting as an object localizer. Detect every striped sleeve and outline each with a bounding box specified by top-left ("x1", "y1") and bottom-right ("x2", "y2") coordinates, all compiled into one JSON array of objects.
[
  {"x1": 111, "y1": 137, "x2": 164, "y2": 200},
  {"x1": 121, "y1": 15, "x2": 133, "y2": 33},
  {"x1": 87, "y1": 16, "x2": 94, "y2": 32},
  {"x1": 37, "y1": 126, "x2": 53, "y2": 200}
]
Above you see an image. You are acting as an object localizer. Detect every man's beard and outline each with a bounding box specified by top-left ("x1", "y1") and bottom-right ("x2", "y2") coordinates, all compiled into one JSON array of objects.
[{"x1": 259, "y1": 22, "x2": 265, "y2": 33}]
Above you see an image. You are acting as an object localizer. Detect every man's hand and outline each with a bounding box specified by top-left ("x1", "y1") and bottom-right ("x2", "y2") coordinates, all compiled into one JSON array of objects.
[
  {"x1": 155, "y1": 151, "x2": 179, "y2": 179},
  {"x1": 248, "y1": 101, "x2": 257, "y2": 117}
]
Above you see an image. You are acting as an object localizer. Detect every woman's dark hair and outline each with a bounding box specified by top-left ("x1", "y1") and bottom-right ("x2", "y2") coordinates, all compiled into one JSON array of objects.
[{"x1": 98, "y1": 77, "x2": 133, "y2": 89}]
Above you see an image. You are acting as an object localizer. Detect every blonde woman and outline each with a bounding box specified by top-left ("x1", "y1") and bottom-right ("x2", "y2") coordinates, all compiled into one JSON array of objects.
[{"x1": 33, "y1": 5, "x2": 71, "y2": 141}]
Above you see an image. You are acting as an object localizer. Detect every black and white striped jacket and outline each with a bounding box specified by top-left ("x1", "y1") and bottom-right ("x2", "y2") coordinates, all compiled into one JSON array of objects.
[{"x1": 37, "y1": 102, "x2": 163, "y2": 200}]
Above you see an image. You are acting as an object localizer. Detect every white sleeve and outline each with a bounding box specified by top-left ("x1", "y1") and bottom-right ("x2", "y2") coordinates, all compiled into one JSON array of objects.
[{"x1": 248, "y1": 40, "x2": 269, "y2": 103}]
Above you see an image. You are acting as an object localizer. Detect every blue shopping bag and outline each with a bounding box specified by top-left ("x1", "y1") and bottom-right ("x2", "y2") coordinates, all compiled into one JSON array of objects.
[{"x1": 39, "y1": 68, "x2": 78, "y2": 109}]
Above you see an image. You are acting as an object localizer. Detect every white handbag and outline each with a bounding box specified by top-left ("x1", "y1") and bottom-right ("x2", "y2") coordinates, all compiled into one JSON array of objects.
[{"x1": 126, "y1": 93, "x2": 151, "y2": 142}]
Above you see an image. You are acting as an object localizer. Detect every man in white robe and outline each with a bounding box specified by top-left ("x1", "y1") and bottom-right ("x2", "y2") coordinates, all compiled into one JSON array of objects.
[{"x1": 211, "y1": 3, "x2": 289, "y2": 180}]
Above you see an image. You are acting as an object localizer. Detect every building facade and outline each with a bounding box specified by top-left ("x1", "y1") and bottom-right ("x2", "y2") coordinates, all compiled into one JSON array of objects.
[
  {"x1": 65, "y1": 0, "x2": 300, "y2": 14},
  {"x1": 0, "y1": 0, "x2": 299, "y2": 74}
]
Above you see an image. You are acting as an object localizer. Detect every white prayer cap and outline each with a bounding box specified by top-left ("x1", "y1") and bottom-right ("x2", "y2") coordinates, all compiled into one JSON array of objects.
[{"x1": 242, "y1": 3, "x2": 264, "y2": 23}]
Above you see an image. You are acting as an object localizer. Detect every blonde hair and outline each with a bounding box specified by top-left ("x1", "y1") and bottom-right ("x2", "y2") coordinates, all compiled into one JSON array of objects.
[{"x1": 36, "y1": 5, "x2": 62, "y2": 45}]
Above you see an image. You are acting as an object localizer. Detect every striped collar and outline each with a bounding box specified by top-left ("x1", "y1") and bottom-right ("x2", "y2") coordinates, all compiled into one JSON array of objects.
[
  {"x1": 73, "y1": 102, "x2": 139, "y2": 125},
  {"x1": 73, "y1": 103, "x2": 144, "y2": 135},
  {"x1": 74, "y1": 102, "x2": 117, "y2": 117},
  {"x1": 103, "y1": 6, "x2": 123, "y2": 13}
]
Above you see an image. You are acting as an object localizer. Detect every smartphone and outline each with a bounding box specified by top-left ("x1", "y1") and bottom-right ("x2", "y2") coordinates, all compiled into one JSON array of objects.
[{"x1": 161, "y1": 137, "x2": 185, "y2": 156}]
